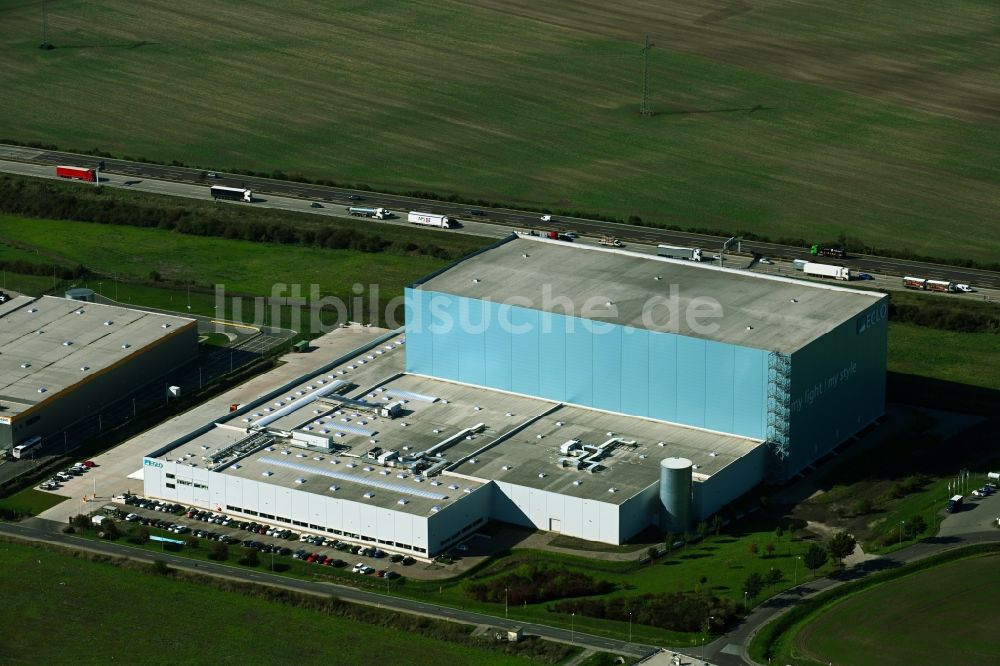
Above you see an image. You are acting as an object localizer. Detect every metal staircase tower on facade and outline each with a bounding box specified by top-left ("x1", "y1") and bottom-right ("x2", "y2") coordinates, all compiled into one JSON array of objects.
[{"x1": 766, "y1": 351, "x2": 792, "y2": 463}]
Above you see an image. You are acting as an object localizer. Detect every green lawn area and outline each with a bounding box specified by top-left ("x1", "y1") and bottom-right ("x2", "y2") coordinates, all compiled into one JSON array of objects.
[
  {"x1": 0, "y1": 215, "x2": 450, "y2": 299},
  {"x1": 0, "y1": 540, "x2": 551, "y2": 665},
  {"x1": 0, "y1": 212, "x2": 476, "y2": 330},
  {"x1": 0, "y1": 488, "x2": 68, "y2": 516},
  {"x1": 888, "y1": 322, "x2": 1000, "y2": 390},
  {"x1": 791, "y1": 553, "x2": 1000, "y2": 665},
  {"x1": 1, "y1": 1, "x2": 998, "y2": 264}
]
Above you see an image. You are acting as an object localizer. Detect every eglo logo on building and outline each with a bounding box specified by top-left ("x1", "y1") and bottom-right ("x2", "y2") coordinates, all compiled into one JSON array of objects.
[
  {"x1": 143, "y1": 458, "x2": 164, "y2": 469},
  {"x1": 856, "y1": 302, "x2": 889, "y2": 334}
]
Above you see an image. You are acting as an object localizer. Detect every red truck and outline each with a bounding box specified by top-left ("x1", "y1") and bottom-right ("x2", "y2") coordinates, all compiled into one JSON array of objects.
[{"x1": 55, "y1": 165, "x2": 97, "y2": 182}]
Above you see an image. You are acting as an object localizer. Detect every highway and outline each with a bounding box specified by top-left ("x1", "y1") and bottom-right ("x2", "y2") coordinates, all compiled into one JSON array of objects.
[{"x1": 2, "y1": 143, "x2": 998, "y2": 290}]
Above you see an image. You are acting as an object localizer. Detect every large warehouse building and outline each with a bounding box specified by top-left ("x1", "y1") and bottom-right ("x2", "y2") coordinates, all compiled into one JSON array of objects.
[
  {"x1": 141, "y1": 237, "x2": 886, "y2": 554},
  {"x1": 0, "y1": 295, "x2": 198, "y2": 451}
]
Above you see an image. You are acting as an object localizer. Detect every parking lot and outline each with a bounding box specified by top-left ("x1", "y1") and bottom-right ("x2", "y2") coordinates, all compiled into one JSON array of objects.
[{"x1": 107, "y1": 496, "x2": 418, "y2": 580}]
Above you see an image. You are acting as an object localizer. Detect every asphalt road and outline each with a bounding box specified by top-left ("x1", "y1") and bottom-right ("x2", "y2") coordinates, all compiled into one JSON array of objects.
[
  {"x1": 0, "y1": 517, "x2": 657, "y2": 661},
  {"x1": 2, "y1": 143, "x2": 997, "y2": 289}
]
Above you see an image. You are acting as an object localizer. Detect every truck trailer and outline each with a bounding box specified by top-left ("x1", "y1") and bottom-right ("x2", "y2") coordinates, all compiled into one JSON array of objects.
[
  {"x1": 55, "y1": 165, "x2": 97, "y2": 182},
  {"x1": 803, "y1": 262, "x2": 851, "y2": 281},
  {"x1": 407, "y1": 211, "x2": 452, "y2": 228},
  {"x1": 210, "y1": 186, "x2": 252, "y2": 203},
  {"x1": 903, "y1": 276, "x2": 957, "y2": 292},
  {"x1": 657, "y1": 245, "x2": 703, "y2": 261},
  {"x1": 347, "y1": 207, "x2": 389, "y2": 219}
]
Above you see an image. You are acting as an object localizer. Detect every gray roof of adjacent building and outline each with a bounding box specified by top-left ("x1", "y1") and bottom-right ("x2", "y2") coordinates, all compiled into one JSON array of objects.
[{"x1": 0, "y1": 296, "x2": 195, "y2": 419}]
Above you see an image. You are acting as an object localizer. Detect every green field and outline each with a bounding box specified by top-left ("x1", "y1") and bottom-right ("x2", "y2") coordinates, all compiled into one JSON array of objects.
[
  {"x1": 1, "y1": 1, "x2": 998, "y2": 263},
  {"x1": 792, "y1": 553, "x2": 1000, "y2": 665},
  {"x1": 0, "y1": 213, "x2": 468, "y2": 328},
  {"x1": 888, "y1": 322, "x2": 1000, "y2": 390},
  {"x1": 0, "y1": 540, "x2": 552, "y2": 665}
]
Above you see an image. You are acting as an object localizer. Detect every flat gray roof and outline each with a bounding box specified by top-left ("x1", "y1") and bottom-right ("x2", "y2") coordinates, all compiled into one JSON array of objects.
[
  {"x1": 0, "y1": 296, "x2": 195, "y2": 418},
  {"x1": 161, "y1": 340, "x2": 762, "y2": 514},
  {"x1": 414, "y1": 237, "x2": 885, "y2": 354}
]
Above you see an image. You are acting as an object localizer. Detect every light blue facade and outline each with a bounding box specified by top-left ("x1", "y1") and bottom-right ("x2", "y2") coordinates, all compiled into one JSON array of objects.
[{"x1": 406, "y1": 289, "x2": 769, "y2": 439}]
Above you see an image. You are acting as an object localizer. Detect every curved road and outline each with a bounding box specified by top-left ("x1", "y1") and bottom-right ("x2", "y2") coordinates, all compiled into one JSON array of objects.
[{"x1": 2, "y1": 144, "x2": 997, "y2": 289}]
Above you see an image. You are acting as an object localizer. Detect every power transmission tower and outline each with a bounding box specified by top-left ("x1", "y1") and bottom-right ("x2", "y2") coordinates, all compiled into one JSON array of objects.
[{"x1": 640, "y1": 35, "x2": 653, "y2": 116}]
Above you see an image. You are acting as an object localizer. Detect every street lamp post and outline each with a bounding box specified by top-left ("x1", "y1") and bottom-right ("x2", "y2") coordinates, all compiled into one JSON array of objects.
[
  {"x1": 505, "y1": 586, "x2": 508, "y2": 619},
  {"x1": 744, "y1": 591, "x2": 748, "y2": 610},
  {"x1": 795, "y1": 556, "x2": 801, "y2": 585},
  {"x1": 703, "y1": 616, "x2": 714, "y2": 662},
  {"x1": 628, "y1": 611, "x2": 632, "y2": 643},
  {"x1": 899, "y1": 520, "x2": 905, "y2": 546},
  {"x1": 571, "y1": 613, "x2": 575, "y2": 644}
]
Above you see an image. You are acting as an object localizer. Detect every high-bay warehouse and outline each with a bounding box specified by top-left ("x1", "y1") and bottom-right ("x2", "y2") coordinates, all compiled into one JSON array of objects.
[
  {"x1": 142, "y1": 236, "x2": 888, "y2": 556},
  {"x1": 0, "y1": 294, "x2": 197, "y2": 451}
]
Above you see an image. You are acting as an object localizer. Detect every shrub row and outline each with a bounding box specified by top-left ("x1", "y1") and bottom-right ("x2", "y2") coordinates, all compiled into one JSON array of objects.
[
  {"x1": 465, "y1": 563, "x2": 615, "y2": 605},
  {"x1": 552, "y1": 591, "x2": 738, "y2": 633},
  {"x1": 0, "y1": 176, "x2": 461, "y2": 261}
]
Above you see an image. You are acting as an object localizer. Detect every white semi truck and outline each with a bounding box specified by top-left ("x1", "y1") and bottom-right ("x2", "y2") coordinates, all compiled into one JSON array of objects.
[
  {"x1": 347, "y1": 207, "x2": 390, "y2": 219},
  {"x1": 657, "y1": 245, "x2": 703, "y2": 261},
  {"x1": 407, "y1": 211, "x2": 452, "y2": 228},
  {"x1": 803, "y1": 262, "x2": 851, "y2": 281}
]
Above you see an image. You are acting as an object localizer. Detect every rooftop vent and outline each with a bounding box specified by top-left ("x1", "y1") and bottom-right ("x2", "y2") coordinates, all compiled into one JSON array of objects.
[
  {"x1": 161, "y1": 323, "x2": 171, "y2": 328},
  {"x1": 501, "y1": 465, "x2": 510, "y2": 471},
  {"x1": 329, "y1": 485, "x2": 339, "y2": 491},
  {"x1": 38, "y1": 387, "x2": 47, "y2": 394},
  {"x1": 430, "y1": 506, "x2": 440, "y2": 513},
  {"x1": 745, "y1": 325, "x2": 753, "y2": 331},
  {"x1": 103, "y1": 320, "x2": 113, "y2": 326},
  {"x1": 20, "y1": 363, "x2": 30, "y2": 369},
  {"x1": 448, "y1": 484, "x2": 459, "y2": 490},
  {"x1": 76, "y1": 308, "x2": 85, "y2": 314},
  {"x1": 657, "y1": 441, "x2": 665, "y2": 447},
  {"x1": 471, "y1": 278, "x2": 481, "y2": 283},
  {"x1": 654, "y1": 275, "x2": 662, "y2": 281},
  {"x1": 573, "y1": 480, "x2": 582, "y2": 486},
  {"x1": 790, "y1": 298, "x2": 798, "y2": 303},
  {"x1": 262, "y1": 471, "x2": 273, "y2": 477},
  {"x1": 463, "y1": 488, "x2": 472, "y2": 494},
  {"x1": 709, "y1": 452, "x2": 718, "y2": 457},
  {"x1": 121, "y1": 343, "x2": 131, "y2": 349},
  {"x1": 397, "y1": 499, "x2": 408, "y2": 505},
  {"x1": 505, "y1": 412, "x2": 513, "y2": 417},
  {"x1": 295, "y1": 478, "x2": 306, "y2": 484},
  {"x1": 80, "y1": 366, "x2": 90, "y2": 372},
  {"x1": 363, "y1": 492, "x2": 374, "y2": 499},
  {"x1": 537, "y1": 473, "x2": 546, "y2": 478},
  {"x1": 63, "y1": 341, "x2": 73, "y2": 346},
  {"x1": 555, "y1": 421, "x2": 564, "y2": 427},
  {"x1": 522, "y1": 253, "x2": 529, "y2": 258},
  {"x1": 608, "y1": 487, "x2": 617, "y2": 494}
]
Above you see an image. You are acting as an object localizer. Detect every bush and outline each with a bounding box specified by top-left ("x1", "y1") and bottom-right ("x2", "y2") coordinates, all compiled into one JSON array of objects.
[
  {"x1": 465, "y1": 564, "x2": 614, "y2": 605},
  {"x1": 554, "y1": 591, "x2": 737, "y2": 633}
]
